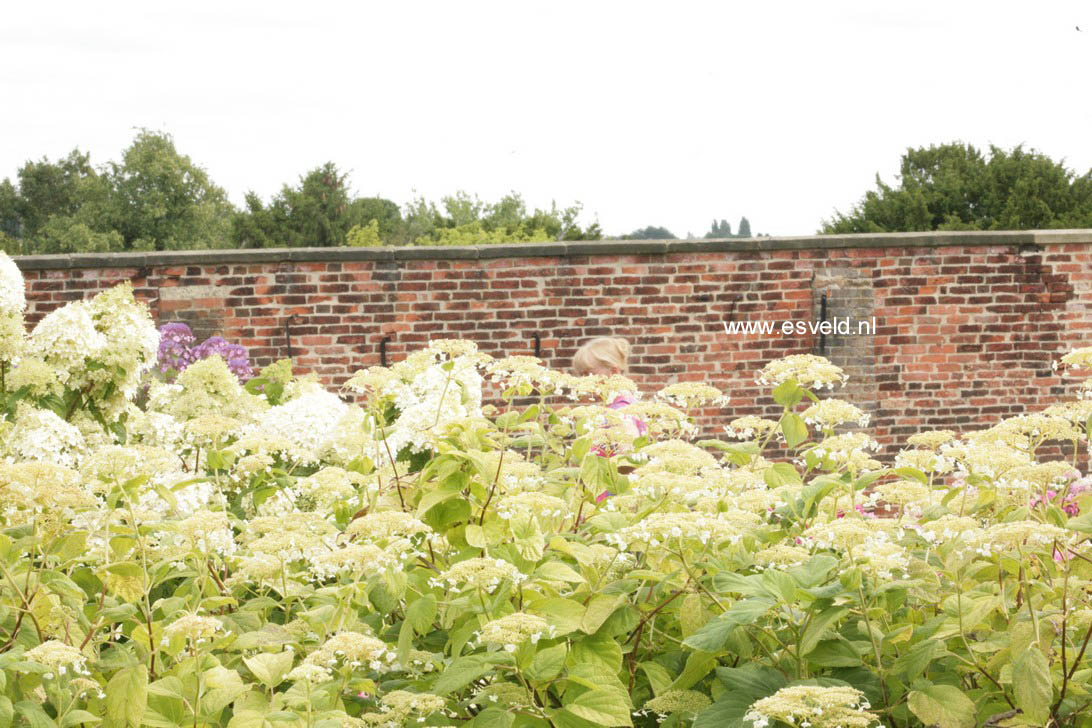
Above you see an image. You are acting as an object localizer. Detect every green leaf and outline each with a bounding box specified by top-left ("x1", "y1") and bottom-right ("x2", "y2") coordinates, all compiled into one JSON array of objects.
[
  {"x1": 907, "y1": 684, "x2": 977, "y2": 728},
  {"x1": 582, "y1": 595, "x2": 624, "y2": 634},
  {"x1": 433, "y1": 654, "x2": 511, "y2": 695},
  {"x1": 1013, "y1": 649, "x2": 1052, "y2": 725},
  {"x1": 529, "y1": 597, "x2": 586, "y2": 636},
  {"x1": 804, "y1": 639, "x2": 866, "y2": 668},
  {"x1": 243, "y1": 651, "x2": 294, "y2": 689},
  {"x1": 464, "y1": 524, "x2": 487, "y2": 548},
  {"x1": 683, "y1": 597, "x2": 775, "y2": 652},
  {"x1": 527, "y1": 643, "x2": 567, "y2": 683},
  {"x1": 780, "y1": 413, "x2": 809, "y2": 448},
  {"x1": 15, "y1": 701, "x2": 57, "y2": 728},
  {"x1": 535, "y1": 562, "x2": 586, "y2": 584},
  {"x1": 693, "y1": 694, "x2": 753, "y2": 728},
  {"x1": 406, "y1": 593, "x2": 438, "y2": 634},
  {"x1": 799, "y1": 608, "x2": 849, "y2": 656},
  {"x1": 569, "y1": 636, "x2": 623, "y2": 675},
  {"x1": 639, "y1": 662, "x2": 674, "y2": 696},
  {"x1": 669, "y1": 650, "x2": 717, "y2": 691},
  {"x1": 890, "y1": 639, "x2": 939, "y2": 682},
  {"x1": 61, "y1": 711, "x2": 101, "y2": 727},
  {"x1": 105, "y1": 664, "x2": 148, "y2": 727},
  {"x1": 715, "y1": 664, "x2": 787, "y2": 696},
  {"x1": 467, "y1": 708, "x2": 516, "y2": 728},
  {"x1": 772, "y1": 380, "x2": 803, "y2": 407},
  {"x1": 563, "y1": 689, "x2": 633, "y2": 726},
  {"x1": 763, "y1": 462, "x2": 803, "y2": 488}
]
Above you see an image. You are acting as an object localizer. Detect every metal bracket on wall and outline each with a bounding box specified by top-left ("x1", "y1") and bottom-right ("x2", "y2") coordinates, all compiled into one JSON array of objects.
[
  {"x1": 531, "y1": 332, "x2": 541, "y2": 358},
  {"x1": 284, "y1": 314, "x2": 302, "y2": 360},
  {"x1": 379, "y1": 336, "x2": 392, "y2": 367}
]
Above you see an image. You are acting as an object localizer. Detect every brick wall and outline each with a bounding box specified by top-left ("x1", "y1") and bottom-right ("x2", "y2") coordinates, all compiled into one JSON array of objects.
[{"x1": 14, "y1": 230, "x2": 1092, "y2": 455}]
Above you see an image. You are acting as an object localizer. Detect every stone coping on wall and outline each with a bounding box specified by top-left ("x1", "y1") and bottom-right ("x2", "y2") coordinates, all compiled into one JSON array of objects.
[{"x1": 12, "y1": 229, "x2": 1092, "y2": 270}]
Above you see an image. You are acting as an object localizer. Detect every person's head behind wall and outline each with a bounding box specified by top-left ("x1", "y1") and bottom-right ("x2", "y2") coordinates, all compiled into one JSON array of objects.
[{"x1": 572, "y1": 336, "x2": 630, "y2": 376}]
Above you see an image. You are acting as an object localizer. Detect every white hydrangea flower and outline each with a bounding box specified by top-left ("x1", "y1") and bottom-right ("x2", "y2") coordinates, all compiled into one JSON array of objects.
[
  {"x1": 0, "y1": 252, "x2": 25, "y2": 314},
  {"x1": 6, "y1": 405, "x2": 86, "y2": 468},
  {"x1": 238, "y1": 381, "x2": 349, "y2": 464},
  {"x1": 26, "y1": 301, "x2": 108, "y2": 388}
]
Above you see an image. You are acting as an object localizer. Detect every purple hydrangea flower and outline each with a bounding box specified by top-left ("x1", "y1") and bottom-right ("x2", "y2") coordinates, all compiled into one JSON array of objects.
[
  {"x1": 156, "y1": 323, "x2": 254, "y2": 382},
  {"x1": 158, "y1": 322, "x2": 197, "y2": 373},
  {"x1": 192, "y1": 336, "x2": 254, "y2": 381}
]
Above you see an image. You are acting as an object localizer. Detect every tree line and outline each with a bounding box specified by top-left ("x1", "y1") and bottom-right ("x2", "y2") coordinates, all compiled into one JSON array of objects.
[
  {"x1": 0, "y1": 130, "x2": 609, "y2": 254},
  {"x1": 3, "y1": 130, "x2": 1088, "y2": 255}
]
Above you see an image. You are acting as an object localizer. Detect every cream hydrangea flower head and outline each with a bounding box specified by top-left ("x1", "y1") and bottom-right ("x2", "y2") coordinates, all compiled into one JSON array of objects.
[
  {"x1": 5, "y1": 404, "x2": 86, "y2": 468},
  {"x1": 26, "y1": 300, "x2": 107, "y2": 387},
  {"x1": 305, "y1": 630, "x2": 397, "y2": 672},
  {"x1": 163, "y1": 613, "x2": 224, "y2": 645},
  {"x1": 0, "y1": 251, "x2": 25, "y2": 314},
  {"x1": 476, "y1": 612, "x2": 553, "y2": 652},
  {"x1": 756, "y1": 354, "x2": 848, "y2": 390},
  {"x1": 486, "y1": 355, "x2": 567, "y2": 394},
  {"x1": 655, "y1": 381, "x2": 728, "y2": 409},
  {"x1": 744, "y1": 685, "x2": 877, "y2": 728},
  {"x1": 724, "y1": 415, "x2": 779, "y2": 441},
  {"x1": 429, "y1": 557, "x2": 526, "y2": 593},
  {"x1": 802, "y1": 399, "x2": 870, "y2": 429},
  {"x1": 0, "y1": 252, "x2": 26, "y2": 364},
  {"x1": 906, "y1": 429, "x2": 958, "y2": 450},
  {"x1": 606, "y1": 510, "x2": 762, "y2": 551},
  {"x1": 24, "y1": 640, "x2": 89, "y2": 677}
]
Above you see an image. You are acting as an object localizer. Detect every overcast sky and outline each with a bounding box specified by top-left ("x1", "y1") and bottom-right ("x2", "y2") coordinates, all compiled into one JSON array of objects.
[{"x1": 2, "y1": 1, "x2": 1090, "y2": 238}]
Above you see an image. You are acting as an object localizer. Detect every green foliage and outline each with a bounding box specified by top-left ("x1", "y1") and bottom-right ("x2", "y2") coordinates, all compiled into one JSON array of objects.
[
  {"x1": 704, "y1": 217, "x2": 758, "y2": 239},
  {"x1": 230, "y1": 162, "x2": 394, "y2": 248},
  {"x1": 345, "y1": 219, "x2": 382, "y2": 247},
  {"x1": 624, "y1": 226, "x2": 676, "y2": 240},
  {"x1": 402, "y1": 191, "x2": 602, "y2": 246},
  {"x1": 2, "y1": 134, "x2": 601, "y2": 253},
  {"x1": 108, "y1": 130, "x2": 234, "y2": 251},
  {"x1": 0, "y1": 131, "x2": 233, "y2": 253},
  {"x1": 823, "y1": 142, "x2": 1092, "y2": 233},
  {"x1": 4, "y1": 263, "x2": 1092, "y2": 727},
  {"x1": 706, "y1": 219, "x2": 732, "y2": 238}
]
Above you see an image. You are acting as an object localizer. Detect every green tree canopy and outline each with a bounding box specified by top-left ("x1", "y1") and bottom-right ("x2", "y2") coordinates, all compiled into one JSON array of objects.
[
  {"x1": 822, "y1": 142, "x2": 1092, "y2": 233},
  {"x1": 0, "y1": 130, "x2": 233, "y2": 253},
  {"x1": 624, "y1": 225, "x2": 676, "y2": 240},
  {"x1": 109, "y1": 130, "x2": 234, "y2": 251},
  {"x1": 399, "y1": 191, "x2": 601, "y2": 246},
  {"x1": 230, "y1": 163, "x2": 397, "y2": 248},
  {"x1": 705, "y1": 219, "x2": 732, "y2": 238}
]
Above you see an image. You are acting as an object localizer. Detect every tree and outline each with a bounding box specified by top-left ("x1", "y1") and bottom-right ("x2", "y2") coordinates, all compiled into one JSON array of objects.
[
  {"x1": 401, "y1": 191, "x2": 601, "y2": 246},
  {"x1": 737, "y1": 216, "x2": 752, "y2": 237},
  {"x1": 108, "y1": 130, "x2": 234, "y2": 250},
  {"x1": 705, "y1": 219, "x2": 732, "y2": 238},
  {"x1": 232, "y1": 163, "x2": 403, "y2": 248},
  {"x1": 822, "y1": 142, "x2": 1092, "y2": 233},
  {"x1": 624, "y1": 226, "x2": 676, "y2": 240}
]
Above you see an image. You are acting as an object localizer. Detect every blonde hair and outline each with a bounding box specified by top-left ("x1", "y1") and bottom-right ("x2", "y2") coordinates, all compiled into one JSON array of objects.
[{"x1": 572, "y1": 337, "x2": 631, "y2": 375}]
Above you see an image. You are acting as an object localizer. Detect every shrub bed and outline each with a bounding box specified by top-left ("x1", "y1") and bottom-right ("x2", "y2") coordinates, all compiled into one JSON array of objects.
[{"x1": 1, "y1": 251, "x2": 1092, "y2": 727}]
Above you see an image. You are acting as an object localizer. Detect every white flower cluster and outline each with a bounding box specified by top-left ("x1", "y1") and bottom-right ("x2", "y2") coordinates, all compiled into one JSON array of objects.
[
  {"x1": 24, "y1": 640, "x2": 90, "y2": 679},
  {"x1": 429, "y1": 557, "x2": 527, "y2": 593},
  {"x1": 475, "y1": 612, "x2": 554, "y2": 652},
  {"x1": 756, "y1": 354, "x2": 848, "y2": 390},
  {"x1": 0, "y1": 252, "x2": 26, "y2": 363},
  {"x1": 744, "y1": 685, "x2": 877, "y2": 728},
  {"x1": 606, "y1": 510, "x2": 762, "y2": 551},
  {"x1": 238, "y1": 381, "x2": 349, "y2": 464}
]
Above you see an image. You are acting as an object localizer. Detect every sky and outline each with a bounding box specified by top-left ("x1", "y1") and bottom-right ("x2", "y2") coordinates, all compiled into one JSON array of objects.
[{"x1": 2, "y1": 1, "x2": 1091, "y2": 238}]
